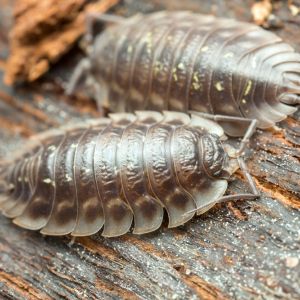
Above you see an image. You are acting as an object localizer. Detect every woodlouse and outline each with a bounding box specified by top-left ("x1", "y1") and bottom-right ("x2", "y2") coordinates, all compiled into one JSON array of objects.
[
  {"x1": 67, "y1": 11, "x2": 300, "y2": 136},
  {"x1": 0, "y1": 111, "x2": 258, "y2": 237}
]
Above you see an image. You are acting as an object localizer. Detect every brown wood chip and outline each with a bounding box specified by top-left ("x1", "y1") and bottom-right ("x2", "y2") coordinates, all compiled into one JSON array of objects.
[{"x1": 4, "y1": 0, "x2": 120, "y2": 85}]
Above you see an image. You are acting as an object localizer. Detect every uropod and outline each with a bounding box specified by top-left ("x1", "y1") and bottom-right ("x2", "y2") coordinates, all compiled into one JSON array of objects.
[
  {"x1": 0, "y1": 111, "x2": 258, "y2": 237},
  {"x1": 67, "y1": 11, "x2": 300, "y2": 136}
]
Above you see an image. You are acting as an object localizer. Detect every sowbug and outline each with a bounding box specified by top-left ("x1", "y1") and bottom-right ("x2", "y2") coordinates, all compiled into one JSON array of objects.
[
  {"x1": 67, "y1": 11, "x2": 300, "y2": 136},
  {"x1": 0, "y1": 111, "x2": 258, "y2": 237}
]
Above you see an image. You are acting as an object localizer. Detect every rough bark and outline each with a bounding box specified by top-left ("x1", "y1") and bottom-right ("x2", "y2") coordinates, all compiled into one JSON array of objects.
[
  {"x1": 4, "y1": 0, "x2": 120, "y2": 84},
  {"x1": 0, "y1": 1, "x2": 299, "y2": 299}
]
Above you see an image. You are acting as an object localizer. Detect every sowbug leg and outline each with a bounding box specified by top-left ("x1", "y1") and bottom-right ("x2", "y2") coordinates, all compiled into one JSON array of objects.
[
  {"x1": 85, "y1": 13, "x2": 126, "y2": 46},
  {"x1": 189, "y1": 111, "x2": 257, "y2": 137},
  {"x1": 184, "y1": 160, "x2": 259, "y2": 216},
  {"x1": 213, "y1": 116, "x2": 257, "y2": 156},
  {"x1": 191, "y1": 111, "x2": 259, "y2": 195},
  {"x1": 235, "y1": 119, "x2": 257, "y2": 155},
  {"x1": 67, "y1": 13, "x2": 125, "y2": 105},
  {"x1": 66, "y1": 53, "x2": 107, "y2": 113},
  {"x1": 184, "y1": 112, "x2": 259, "y2": 216},
  {"x1": 185, "y1": 157, "x2": 260, "y2": 215},
  {"x1": 86, "y1": 77, "x2": 108, "y2": 117},
  {"x1": 216, "y1": 115, "x2": 260, "y2": 201},
  {"x1": 237, "y1": 157, "x2": 260, "y2": 197},
  {"x1": 212, "y1": 155, "x2": 260, "y2": 204},
  {"x1": 189, "y1": 111, "x2": 257, "y2": 154},
  {"x1": 66, "y1": 58, "x2": 91, "y2": 95}
]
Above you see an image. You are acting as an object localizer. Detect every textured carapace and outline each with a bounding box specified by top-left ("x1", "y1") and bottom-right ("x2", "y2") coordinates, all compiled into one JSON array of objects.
[
  {"x1": 0, "y1": 111, "x2": 248, "y2": 237},
  {"x1": 68, "y1": 11, "x2": 300, "y2": 136}
]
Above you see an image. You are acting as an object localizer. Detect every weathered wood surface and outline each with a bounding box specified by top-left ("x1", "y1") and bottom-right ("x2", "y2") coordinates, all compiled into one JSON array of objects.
[{"x1": 0, "y1": 1, "x2": 300, "y2": 299}]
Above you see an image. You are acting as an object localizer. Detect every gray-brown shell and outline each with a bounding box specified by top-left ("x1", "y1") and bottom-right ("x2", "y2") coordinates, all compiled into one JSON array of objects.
[
  {"x1": 0, "y1": 111, "x2": 235, "y2": 237},
  {"x1": 78, "y1": 11, "x2": 300, "y2": 136}
]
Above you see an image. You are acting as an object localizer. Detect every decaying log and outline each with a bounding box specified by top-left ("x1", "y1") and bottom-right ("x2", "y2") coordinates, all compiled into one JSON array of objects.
[
  {"x1": 0, "y1": 0, "x2": 299, "y2": 299},
  {"x1": 4, "y1": 0, "x2": 120, "y2": 85}
]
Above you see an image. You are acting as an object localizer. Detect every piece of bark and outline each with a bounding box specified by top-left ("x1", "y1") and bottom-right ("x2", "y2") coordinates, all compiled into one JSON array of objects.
[
  {"x1": 4, "y1": 0, "x2": 120, "y2": 85},
  {"x1": 0, "y1": 0, "x2": 300, "y2": 299}
]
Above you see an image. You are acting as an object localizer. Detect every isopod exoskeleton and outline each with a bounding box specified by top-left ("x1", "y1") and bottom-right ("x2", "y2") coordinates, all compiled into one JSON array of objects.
[
  {"x1": 67, "y1": 11, "x2": 300, "y2": 136},
  {"x1": 0, "y1": 111, "x2": 258, "y2": 237}
]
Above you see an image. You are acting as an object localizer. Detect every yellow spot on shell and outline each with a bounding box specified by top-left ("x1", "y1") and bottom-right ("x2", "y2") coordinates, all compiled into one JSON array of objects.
[
  {"x1": 289, "y1": 4, "x2": 299, "y2": 17},
  {"x1": 43, "y1": 178, "x2": 52, "y2": 185},
  {"x1": 215, "y1": 82, "x2": 224, "y2": 92},
  {"x1": 127, "y1": 45, "x2": 133, "y2": 54},
  {"x1": 193, "y1": 72, "x2": 199, "y2": 83},
  {"x1": 241, "y1": 99, "x2": 247, "y2": 104},
  {"x1": 154, "y1": 61, "x2": 163, "y2": 76},
  {"x1": 145, "y1": 32, "x2": 153, "y2": 54},
  {"x1": 192, "y1": 82, "x2": 202, "y2": 91},
  {"x1": 251, "y1": 58, "x2": 257, "y2": 68},
  {"x1": 84, "y1": 168, "x2": 91, "y2": 174},
  {"x1": 178, "y1": 63, "x2": 185, "y2": 70},
  {"x1": 172, "y1": 67, "x2": 178, "y2": 81},
  {"x1": 146, "y1": 31, "x2": 153, "y2": 38},
  {"x1": 201, "y1": 46, "x2": 209, "y2": 52},
  {"x1": 65, "y1": 174, "x2": 72, "y2": 182},
  {"x1": 244, "y1": 80, "x2": 252, "y2": 96},
  {"x1": 48, "y1": 145, "x2": 56, "y2": 152},
  {"x1": 224, "y1": 52, "x2": 234, "y2": 58}
]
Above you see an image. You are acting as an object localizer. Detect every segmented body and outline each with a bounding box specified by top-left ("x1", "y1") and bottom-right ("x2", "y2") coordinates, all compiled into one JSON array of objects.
[
  {"x1": 0, "y1": 111, "x2": 234, "y2": 237},
  {"x1": 87, "y1": 11, "x2": 300, "y2": 136}
]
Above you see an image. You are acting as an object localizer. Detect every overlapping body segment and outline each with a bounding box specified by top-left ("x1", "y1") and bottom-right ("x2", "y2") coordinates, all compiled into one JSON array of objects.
[
  {"x1": 72, "y1": 11, "x2": 300, "y2": 136},
  {"x1": 0, "y1": 111, "x2": 243, "y2": 237}
]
